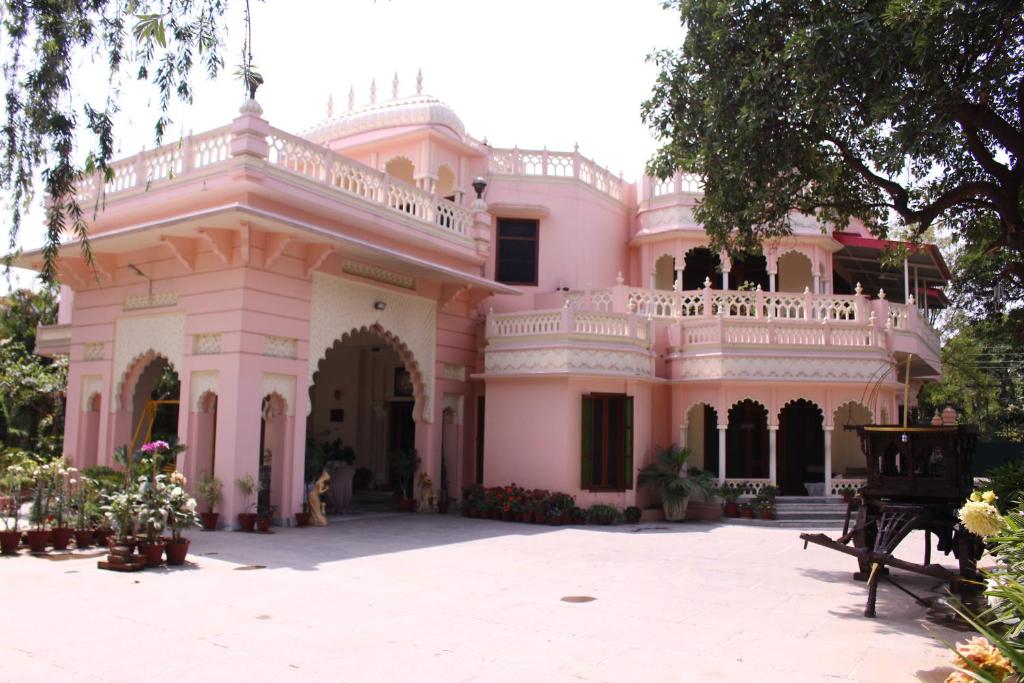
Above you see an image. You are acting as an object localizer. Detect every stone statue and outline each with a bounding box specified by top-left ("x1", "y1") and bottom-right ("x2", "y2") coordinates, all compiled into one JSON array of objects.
[
  {"x1": 417, "y1": 472, "x2": 435, "y2": 513},
  {"x1": 308, "y1": 470, "x2": 330, "y2": 527}
]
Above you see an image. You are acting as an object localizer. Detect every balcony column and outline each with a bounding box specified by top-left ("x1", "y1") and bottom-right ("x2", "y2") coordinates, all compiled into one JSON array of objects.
[
  {"x1": 824, "y1": 427, "x2": 834, "y2": 497},
  {"x1": 675, "y1": 268, "x2": 684, "y2": 290},
  {"x1": 768, "y1": 425, "x2": 778, "y2": 484},
  {"x1": 680, "y1": 424, "x2": 688, "y2": 451},
  {"x1": 717, "y1": 425, "x2": 727, "y2": 483},
  {"x1": 768, "y1": 271, "x2": 777, "y2": 292}
]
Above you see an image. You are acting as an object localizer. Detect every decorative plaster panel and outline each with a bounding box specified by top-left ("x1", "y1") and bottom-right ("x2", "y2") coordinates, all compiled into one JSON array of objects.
[
  {"x1": 81, "y1": 376, "x2": 103, "y2": 411},
  {"x1": 485, "y1": 348, "x2": 653, "y2": 377},
  {"x1": 190, "y1": 371, "x2": 219, "y2": 412},
  {"x1": 676, "y1": 356, "x2": 893, "y2": 382},
  {"x1": 124, "y1": 292, "x2": 178, "y2": 310},
  {"x1": 262, "y1": 373, "x2": 296, "y2": 416},
  {"x1": 84, "y1": 343, "x2": 105, "y2": 361},
  {"x1": 264, "y1": 336, "x2": 298, "y2": 359},
  {"x1": 638, "y1": 205, "x2": 700, "y2": 232},
  {"x1": 192, "y1": 334, "x2": 222, "y2": 355},
  {"x1": 112, "y1": 313, "x2": 185, "y2": 410},
  {"x1": 309, "y1": 272, "x2": 437, "y2": 422},
  {"x1": 341, "y1": 261, "x2": 416, "y2": 290},
  {"x1": 443, "y1": 393, "x2": 464, "y2": 426},
  {"x1": 442, "y1": 363, "x2": 467, "y2": 382}
]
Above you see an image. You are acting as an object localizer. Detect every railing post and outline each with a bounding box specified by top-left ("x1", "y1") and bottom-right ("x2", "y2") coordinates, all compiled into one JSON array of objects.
[
  {"x1": 542, "y1": 147, "x2": 550, "y2": 176},
  {"x1": 512, "y1": 145, "x2": 521, "y2": 175},
  {"x1": 767, "y1": 312, "x2": 775, "y2": 345},
  {"x1": 702, "y1": 277, "x2": 714, "y2": 317},
  {"x1": 716, "y1": 309, "x2": 725, "y2": 343},
  {"x1": 134, "y1": 149, "x2": 147, "y2": 187},
  {"x1": 486, "y1": 308, "x2": 496, "y2": 338},
  {"x1": 755, "y1": 285, "x2": 765, "y2": 319},
  {"x1": 572, "y1": 143, "x2": 581, "y2": 180},
  {"x1": 182, "y1": 130, "x2": 194, "y2": 173},
  {"x1": 230, "y1": 100, "x2": 270, "y2": 160},
  {"x1": 905, "y1": 294, "x2": 919, "y2": 332},
  {"x1": 822, "y1": 317, "x2": 831, "y2": 346},
  {"x1": 611, "y1": 273, "x2": 629, "y2": 314},
  {"x1": 802, "y1": 286, "x2": 813, "y2": 320},
  {"x1": 380, "y1": 173, "x2": 390, "y2": 208},
  {"x1": 852, "y1": 282, "x2": 866, "y2": 322},
  {"x1": 867, "y1": 311, "x2": 877, "y2": 347},
  {"x1": 627, "y1": 309, "x2": 638, "y2": 339},
  {"x1": 561, "y1": 302, "x2": 574, "y2": 333}
]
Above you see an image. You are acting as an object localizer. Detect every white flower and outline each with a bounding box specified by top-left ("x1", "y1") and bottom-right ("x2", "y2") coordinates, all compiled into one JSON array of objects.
[{"x1": 959, "y1": 500, "x2": 1004, "y2": 537}]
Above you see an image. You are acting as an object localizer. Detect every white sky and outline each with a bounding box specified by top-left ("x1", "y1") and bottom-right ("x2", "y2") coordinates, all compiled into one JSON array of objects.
[{"x1": 4, "y1": 0, "x2": 683, "y2": 289}]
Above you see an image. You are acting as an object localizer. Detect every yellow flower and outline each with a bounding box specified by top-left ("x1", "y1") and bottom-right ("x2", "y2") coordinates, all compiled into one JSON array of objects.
[
  {"x1": 970, "y1": 491, "x2": 982, "y2": 502},
  {"x1": 958, "y1": 501, "x2": 1004, "y2": 537},
  {"x1": 945, "y1": 637, "x2": 1014, "y2": 683},
  {"x1": 982, "y1": 490, "x2": 997, "y2": 504}
]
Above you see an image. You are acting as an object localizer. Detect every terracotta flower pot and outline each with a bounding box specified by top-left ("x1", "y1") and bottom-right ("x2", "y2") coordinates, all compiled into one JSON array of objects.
[
  {"x1": 0, "y1": 530, "x2": 21, "y2": 555},
  {"x1": 165, "y1": 539, "x2": 190, "y2": 566},
  {"x1": 237, "y1": 513, "x2": 257, "y2": 532},
  {"x1": 139, "y1": 541, "x2": 166, "y2": 567},
  {"x1": 521, "y1": 510, "x2": 533, "y2": 523},
  {"x1": 200, "y1": 512, "x2": 219, "y2": 531},
  {"x1": 93, "y1": 528, "x2": 112, "y2": 547},
  {"x1": 295, "y1": 512, "x2": 310, "y2": 527},
  {"x1": 51, "y1": 527, "x2": 74, "y2": 551},
  {"x1": 760, "y1": 510, "x2": 774, "y2": 520},
  {"x1": 663, "y1": 498, "x2": 690, "y2": 522},
  {"x1": 256, "y1": 516, "x2": 273, "y2": 533},
  {"x1": 26, "y1": 530, "x2": 50, "y2": 553},
  {"x1": 724, "y1": 502, "x2": 740, "y2": 518},
  {"x1": 502, "y1": 510, "x2": 514, "y2": 522},
  {"x1": 740, "y1": 507, "x2": 754, "y2": 519},
  {"x1": 398, "y1": 498, "x2": 416, "y2": 513},
  {"x1": 74, "y1": 529, "x2": 94, "y2": 549}
]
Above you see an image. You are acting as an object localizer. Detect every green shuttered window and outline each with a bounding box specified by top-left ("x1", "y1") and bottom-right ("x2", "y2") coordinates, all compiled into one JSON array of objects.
[{"x1": 581, "y1": 394, "x2": 633, "y2": 491}]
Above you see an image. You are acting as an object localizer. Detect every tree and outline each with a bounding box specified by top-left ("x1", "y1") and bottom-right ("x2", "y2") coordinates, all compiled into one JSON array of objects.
[
  {"x1": 0, "y1": 1, "x2": 252, "y2": 283},
  {"x1": 643, "y1": 0, "x2": 1024, "y2": 284}
]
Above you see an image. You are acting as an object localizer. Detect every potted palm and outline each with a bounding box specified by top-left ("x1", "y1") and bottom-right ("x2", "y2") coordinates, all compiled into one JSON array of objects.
[
  {"x1": 638, "y1": 446, "x2": 715, "y2": 522},
  {"x1": 388, "y1": 448, "x2": 420, "y2": 512},
  {"x1": 236, "y1": 474, "x2": 257, "y2": 531},
  {"x1": 196, "y1": 471, "x2": 222, "y2": 530}
]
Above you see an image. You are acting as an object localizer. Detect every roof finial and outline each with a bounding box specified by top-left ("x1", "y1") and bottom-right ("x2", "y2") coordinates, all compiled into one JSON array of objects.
[
  {"x1": 392, "y1": 72, "x2": 399, "y2": 99},
  {"x1": 347, "y1": 86, "x2": 355, "y2": 111},
  {"x1": 416, "y1": 68, "x2": 423, "y2": 95},
  {"x1": 327, "y1": 94, "x2": 334, "y2": 118},
  {"x1": 370, "y1": 78, "x2": 377, "y2": 105}
]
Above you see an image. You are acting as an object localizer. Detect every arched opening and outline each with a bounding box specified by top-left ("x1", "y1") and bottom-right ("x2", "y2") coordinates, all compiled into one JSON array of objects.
[
  {"x1": 728, "y1": 253, "x2": 770, "y2": 291},
  {"x1": 436, "y1": 164, "x2": 456, "y2": 200},
  {"x1": 308, "y1": 327, "x2": 420, "y2": 511},
  {"x1": 683, "y1": 247, "x2": 721, "y2": 290},
  {"x1": 78, "y1": 393, "x2": 102, "y2": 469},
  {"x1": 777, "y1": 251, "x2": 813, "y2": 292},
  {"x1": 190, "y1": 391, "x2": 218, "y2": 487},
  {"x1": 259, "y1": 393, "x2": 288, "y2": 517},
  {"x1": 654, "y1": 254, "x2": 676, "y2": 291},
  {"x1": 832, "y1": 402, "x2": 873, "y2": 481},
  {"x1": 685, "y1": 403, "x2": 719, "y2": 476},
  {"x1": 125, "y1": 355, "x2": 181, "y2": 454},
  {"x1": 385, "y1": 156, "x2": 415, "y2": 185},
  {"x1": 778, "y1": 399, "x2": 825, "y2": 496},
  {"x1": 726, "y1": 400, "x2": 769, "y2": 479}
]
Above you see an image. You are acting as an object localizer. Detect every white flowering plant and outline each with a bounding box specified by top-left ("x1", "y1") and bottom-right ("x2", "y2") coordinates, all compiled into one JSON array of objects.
[
  {"x1": 0, "y1": 452, "x2": 34, "y2": 532},
  {"x1": 166, "y1": 472, "x2": 200, "y2": 541}
]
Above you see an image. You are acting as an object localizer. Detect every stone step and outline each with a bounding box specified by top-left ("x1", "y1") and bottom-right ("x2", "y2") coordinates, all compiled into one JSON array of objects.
[
  {"x1": 776, "y1": 512, "x2": 848, "y2": 521},
  {"x1": 775, "y1": 504, "x2": 849, "y2": 512},
  {"x1": 721, "y1": 517, "x2": 845, "y2": 529}
]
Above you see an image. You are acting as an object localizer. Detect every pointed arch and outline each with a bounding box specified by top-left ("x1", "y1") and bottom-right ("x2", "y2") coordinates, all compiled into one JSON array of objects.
[
  {"x1": 726, "y1": 399, "x2": 769, "y2": 480},
  {"x1": 832, "y1": 401, "x2": 874, "y2": 480},
  {"x1": 684, "y1": 402, "x2": 719, "y2": 475},
  {"x1": 385, "y1": 155, "x2": 415, "y2": 184},
  {"x1": 777, "y1": 250, "x2": 814, "y2": 292},
  {"x1": 778, "y1": 398, "x2": 825, "y2": 495}
]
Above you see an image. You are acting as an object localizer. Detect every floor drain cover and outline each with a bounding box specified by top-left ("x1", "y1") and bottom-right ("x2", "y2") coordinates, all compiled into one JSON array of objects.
[
  {"x1": 560, "y1": 596, "x2": 596, "y2": 603},
  {"x1": 233, "y1": 564, "x2": 266, "y2": 571}
]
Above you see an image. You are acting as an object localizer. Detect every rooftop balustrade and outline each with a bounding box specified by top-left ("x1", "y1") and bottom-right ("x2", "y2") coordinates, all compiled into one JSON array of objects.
[
  {"x1": 488, "y1": 146, "x2": 628, "y2": 203},
  {"x1": 486, "y1": 307, "x2": 652, "y2": 346},
  {"x1": 73, "y1": 117, "x2": 473, "y2": 242}
]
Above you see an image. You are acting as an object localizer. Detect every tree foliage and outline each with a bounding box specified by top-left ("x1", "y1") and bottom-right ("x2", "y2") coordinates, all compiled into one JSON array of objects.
[
  {"x1": 643, "y1": 0, "x2": 1024, "y2": 285},
  {"x1": 1, "y1": 1, "x2": 232, "y2": 282}
]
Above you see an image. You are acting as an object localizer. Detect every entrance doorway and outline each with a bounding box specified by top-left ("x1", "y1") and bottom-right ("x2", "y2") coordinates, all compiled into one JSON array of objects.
[
  {"x1": 778, "y1": 400, "x2": 825, "y2": 496},
  {"x1": 128, "y1": 356, "x2": 180, "y2": 454},
  {"x1": 309, "y1": 328, "x2": 420, "y2": 507},
  {"x1": 726, "y1": 400, "x2": 768, "y2": 479}
]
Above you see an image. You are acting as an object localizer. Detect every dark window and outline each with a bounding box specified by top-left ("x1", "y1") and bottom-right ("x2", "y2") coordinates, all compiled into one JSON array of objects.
[
  {"x1": 581, "y1": 394, "x2": 633, "y2": 491},
  {"x1": 496, "y1": 218, "x2": 539, "y2": 285}
]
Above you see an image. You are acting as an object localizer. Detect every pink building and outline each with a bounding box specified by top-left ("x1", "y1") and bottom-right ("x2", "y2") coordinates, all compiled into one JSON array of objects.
[{"x1": 27, "y1": 83, "x2": 948, "y2": 523}]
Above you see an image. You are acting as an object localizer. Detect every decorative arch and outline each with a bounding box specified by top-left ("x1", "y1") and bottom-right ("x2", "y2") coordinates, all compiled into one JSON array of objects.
[
  {"x1": 831, "y1": 401, "x2": 874, "y2": 480},
  {"x1": 684, "y1": 401, "x2": 719, "y2": 475},
  {"x1": 777, "y1": 397, "x2": 824, "y2": 425},
  {"x1": 683, "y1": 246, "x2": 721, "y2": 290},
  {"x1": 385, "y1": 156, "x2": 415, "y2": 185},
  {"x1": 309, "y1": 272, "x2": 436, "y2": 422},
  {"x1": 832, "y1": 400, "x2": 874, "y2": 427},
  {"x1": 777, "y1": 250, "x2": 814, "y2": 292},
  {"x1": 112, "y1": 313, "x2": 184, "y2": 410},
  {"x1": 115, "y1": 350, "x2": 177, "y2": 412},
  {"x1": 726, "y1": 399, "x2": 770, "y2": 479},
  {"x1": 436, "y1": 164, "x2": 456, "y2": 198},
  {"x1": 190, "y1": 371, "x2": 219, "y2": 412},
  {"x1": 683, "y1": 400, "x2": 719, "y2": 426},
  {"x1": 653, "y1": 253, "x2": 676, "y2": 291},
  {"x1": 778, "y1": 398, "x2": 825, "y2": 495}
]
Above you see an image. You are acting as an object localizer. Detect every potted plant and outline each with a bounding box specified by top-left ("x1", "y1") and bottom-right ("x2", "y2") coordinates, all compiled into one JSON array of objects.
[
  {"x1": 753, "y1": 485, "x2": 778, "y2": 520},
  {"x1": 165, "y1": 472, "x2": 199, "y2": 565},
  {"x1": 569, "y1": 506, "x2": 586, "y2": 524},
  {"x1": 48, "y1": 461, "x2": 75, "y2": 551},
  {"x1": 256, "y1": 505, "x2": 276, "y2": 533},
  {"x1": 136, "y1": 442, "x2": 175, "y2": 567},
  {"x1": 388, "y1": 448, "x2": 420, "y2": 512},
  {"x1": 196, "y1": 471, "x2": 222, "y2": 530},
  {"x1": 623, "y1": 506, "x2": 642, "y2": 524},
  {"x1": 549, "y1": 492, "x2": 575, "y2": 525},
  {"x1": 26, "y1": 464, "x2": 53, "y2": 553},
  {"x1": 838, "y1": 484, "x2": 858, "y2": 504},
  {"x1": 585, "y1": 504, "x2": 622, "y2": 525},
  {"x1": 637, "y1": 446, "x2": 715, "y2": 522},
  {"x1": 71, "y1": 475, "x2": 97, "y2": 549},
  {"x1": 0, "y1": 459, "x2": 30, "y2": 554},
  {"x1": 236, "y1": 474, "x2": 257, "y2": 531},
  {"x1": 740, "y1": 502, "x2": 754, "y2": 519},
  {"x1": 718, "y1": 483, "x2": 744, "y2": 518}
]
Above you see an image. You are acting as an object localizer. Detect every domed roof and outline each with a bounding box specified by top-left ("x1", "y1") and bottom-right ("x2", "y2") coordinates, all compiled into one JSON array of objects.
[{"x1": 304, "y1": 92, "x2": 466, "y2": 144}]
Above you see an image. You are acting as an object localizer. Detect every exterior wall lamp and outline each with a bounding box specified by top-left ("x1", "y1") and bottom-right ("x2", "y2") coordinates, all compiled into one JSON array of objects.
[
  {"x1": 374, "y1": 300, "x2": 387, "y2": 311},
  {"x1": 471, "y1": 176, "x2": 487, "y2": 199}
]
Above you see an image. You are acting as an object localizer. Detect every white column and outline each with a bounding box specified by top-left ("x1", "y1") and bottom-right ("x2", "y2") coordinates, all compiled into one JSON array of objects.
[
  {"x1": 680, "y1": 425, "x2": 688, "y2": 451},
  {"x1": 675, "y1": 268, "x2": 684, "y2": 289},
  {"x1": 721, "y1": 271, "x2": 729, "y2": 290},
  {"x1": 768, "y1": 426, "x2": 778, "y2": 484},
  {"x1": 824, "y1": 427, "x2": 834, "y2": 497},
  {"x1": 903, "y1": 257, "x2": 910, "y2": 304},
  {"x1": 717, "y1": 426, "x2": 727, "y2": 483},
  {"x1": 649, "y1": 272, "x2": 656, "y2": 289},
  {"x1": 813, "y1": 272, "x2": 821, "y2": 294},
  {"x1": 768, "y1": 272, "x2": 777, "y2": 292}
]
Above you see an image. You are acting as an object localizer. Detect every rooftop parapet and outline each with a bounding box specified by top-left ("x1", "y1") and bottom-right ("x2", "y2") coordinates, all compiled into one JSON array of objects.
[{"x1": 488, "y1": 145, "x2": 628, "y2": 203}]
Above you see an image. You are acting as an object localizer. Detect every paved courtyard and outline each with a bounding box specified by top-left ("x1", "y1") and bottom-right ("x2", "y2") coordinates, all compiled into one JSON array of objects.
[{"x1": 4, "y1": 515, "x2": 972, "y2": 682}]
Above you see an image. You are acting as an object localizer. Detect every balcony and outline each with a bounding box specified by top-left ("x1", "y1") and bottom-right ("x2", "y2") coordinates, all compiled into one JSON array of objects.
[
  {"x1": 73, "y1": 120, "x2": 474, "y2": 244},
  {"x1": 488, "y1": 146, "x2": 628, "y2": 203},
  {"x1": 35, "y1": 323, "x2": 71, "y2": 358}
]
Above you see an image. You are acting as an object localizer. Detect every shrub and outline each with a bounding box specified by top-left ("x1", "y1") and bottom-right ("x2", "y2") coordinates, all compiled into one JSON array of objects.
[
  {"x1": 623, "y1": 506, "x2": 642, "y2": 524},
  {"x1": 586, "y1": 504, "x2": 622, "y2": 525},
  {"x1": 986, "y1": 461, "x2": 1024, "y2": 513}
]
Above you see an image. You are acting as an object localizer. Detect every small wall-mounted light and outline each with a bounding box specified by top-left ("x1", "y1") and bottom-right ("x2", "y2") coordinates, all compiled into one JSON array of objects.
[
  {"x1": 374, "y1": 300, "x2": 387, "y2": 311},
  {"x1": 471, "y1": 176, "x2": 488, "y2": 200}
]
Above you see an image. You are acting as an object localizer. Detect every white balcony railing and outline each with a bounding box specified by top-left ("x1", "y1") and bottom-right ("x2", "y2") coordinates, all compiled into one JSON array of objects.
[
  {"x1": 489, "y1": 146, "x2": 627, "y2": 202},
  {"x1": 487, "y1": 307, "x2": 652, "y2": 346},
  {"x1": 73, "y1": 119, "x2": 473, "y2": 242}
]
